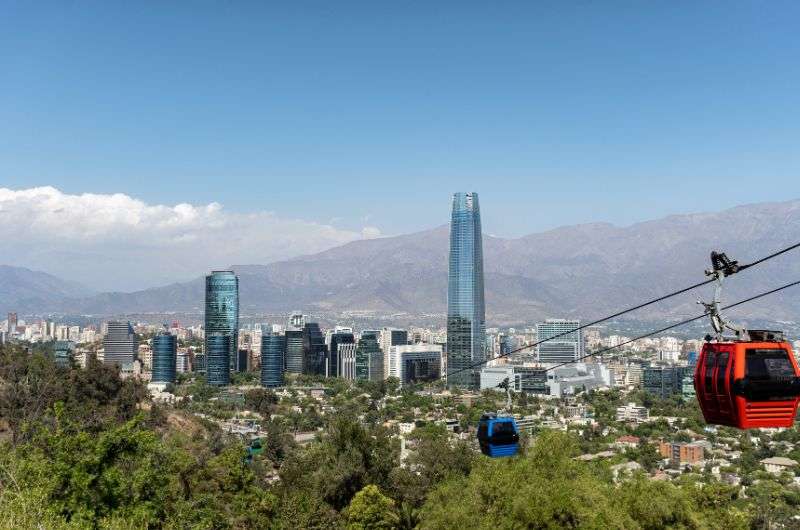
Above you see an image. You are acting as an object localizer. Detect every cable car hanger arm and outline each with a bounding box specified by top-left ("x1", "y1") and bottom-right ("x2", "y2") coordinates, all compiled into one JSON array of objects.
[{"x1": 698, "y1": 251, "x2": 749, "y2": 341}]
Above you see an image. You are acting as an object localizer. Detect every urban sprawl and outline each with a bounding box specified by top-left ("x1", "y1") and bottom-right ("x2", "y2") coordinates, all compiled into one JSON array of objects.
[{"x1": 2, "y1": 193, "x2": 800, "y2": 505}]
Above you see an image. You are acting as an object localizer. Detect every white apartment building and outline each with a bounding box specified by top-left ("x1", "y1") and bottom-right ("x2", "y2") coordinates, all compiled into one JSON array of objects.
[{"x1": 616, "y1": 402, "x2": 649, "y2": 423}]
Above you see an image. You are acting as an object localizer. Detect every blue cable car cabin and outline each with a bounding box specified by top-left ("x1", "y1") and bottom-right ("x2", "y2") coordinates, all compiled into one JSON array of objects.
[{"x1": 477, "y1": 414, "x2": 520, "y2": 457}]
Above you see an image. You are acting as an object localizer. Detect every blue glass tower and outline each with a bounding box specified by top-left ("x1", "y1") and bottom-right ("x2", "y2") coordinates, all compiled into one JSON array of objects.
[
  {"x1": 261, "y1": 332, "x2": 286, "y2": 388},
  {"x1": 204, "y1": 270, "x2": 239, "y2": 380},
  {"x1": 152, "y1": 331, "x2": 177, "y2": 384},
  {"x1": 447, "y1": 192, "x2": 486, "y2": 388},
  {"x1": 206, "y1": 333, "x2": 231, "y2": 386}
]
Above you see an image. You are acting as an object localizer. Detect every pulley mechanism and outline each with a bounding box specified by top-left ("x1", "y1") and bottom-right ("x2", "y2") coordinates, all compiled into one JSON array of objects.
[{"x1": 698, "y1": 251, "x2": 749, "y2": 341}]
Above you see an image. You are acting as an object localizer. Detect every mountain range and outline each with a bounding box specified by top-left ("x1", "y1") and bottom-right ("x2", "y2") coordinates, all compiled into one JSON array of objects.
[{"x1": 3, "y1": 199, "x2": 800, "y2": 324}]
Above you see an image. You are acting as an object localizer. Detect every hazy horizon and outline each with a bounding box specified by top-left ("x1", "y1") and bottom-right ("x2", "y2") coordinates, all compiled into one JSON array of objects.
[{"x1": 2, "y1": 187, "x2": 799, "y2": 292}]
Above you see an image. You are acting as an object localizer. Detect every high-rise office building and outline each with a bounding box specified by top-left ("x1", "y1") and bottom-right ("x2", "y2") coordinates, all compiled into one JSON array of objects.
[
  {"x1": 355, "y1": 335, "x2": 383, "y2": 382},
  {"x1": 360, "y1": 329, "x2": 381, "y2": 342},
  {"x1": 176, "y1": 352, "x2": 191, "y2": 373},
  {"x1": 285, "y1": 329, "x2": 304, "y2": 374},
  {"x1": 339, "y1": 342, "x2": 357, "y2": 380},
  {"x1": 152, "y1": 331, "x2": 177, "y2": 384},
  {"x1": 7, "y1": 312, "x2": 17, "y2": 334},
  {"x1": 206, "y1": 333, "x2": 231, "y2": 386},
  {"x1": 643, "y1": 366, "x2": 686, "y2": 398},
  {"x1": 536, "y1": 319, "x2": 584, "y2": 364},
  {"x1": 446, "y1": 192, "x2": 486, "y2": 388},
  {"x1": 204, "y1": 271, "x2": 239, "y2": 374},
  {"x1": 237, "y1": 349, "x2": 249, "y2": 372},
  {"x1": 103, "y1": 321, "x2": 137, "y2": 367},
  {"x1": 329, "y1": 331, "x2": 355, "y2": 378},
  {"x1": 303, "y1": 323, "x2": 328, "y2": 376},
  {"x1": 288, "y1": 311, "x2": 306, "y2": 331},
  {"x1": 261, "y1": 332, "x2": 286, "y2": 388},
  {"x1": 388, "y1": 344, "x2": 442, "y2": 387},
  {"x1": 381, "y1": 328, "x2": 408, "y2": 378}
]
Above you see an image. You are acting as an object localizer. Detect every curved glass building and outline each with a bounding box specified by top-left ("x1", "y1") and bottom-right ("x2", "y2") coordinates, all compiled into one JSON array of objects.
[
  {"x1": 152, "y1": 331, "x2": 177, "y2": 384},
  {"x1": 261, "y1": 332, "x2": 286, "y2": 388},
  {"x1": 447, "y1": 192, "x2": 486, "y2": 388},
  {"x1": 204, "y1": 270, "x2": 239, "y2": 380},
  {"x1": 206, "y1": 333, "x2": 231, "y2": 386}
]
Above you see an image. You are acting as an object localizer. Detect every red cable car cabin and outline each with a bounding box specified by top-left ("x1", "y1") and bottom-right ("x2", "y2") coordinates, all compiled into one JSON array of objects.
[{"x1": 695, "y1": 330, "x2": 800, "y2": 429}]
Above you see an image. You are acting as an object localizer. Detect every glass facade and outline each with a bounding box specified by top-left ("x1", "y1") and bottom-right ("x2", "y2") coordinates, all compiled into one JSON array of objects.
[
  {"x1": 303, "y1": 323, "x2": 328, "y2": 376},
  {"x1": 643, "y1": 366, "x2": 686, "y2": 398},
  {"x1": 261, "y1": 332, "x2": 286, "y2": 387},
  {"x1": 152, "y1": 332, "x2": 177, "y2": 384},
  {"x1": 536, "y1": 319, "x2": 584, "y2": 364},
  {"x1": 285, "y1": 329, "x2": 304, "y2": 374},
  {"x1": 355, "y1": 335, "x2": 383, "y2": 382},
  {"x1": 329, "y1": 332, "x2": 355, "y2": 378},
  {"x1": 204, "y1": 271, "x2": 239, "y2": 376},
  {"x1": 103, "y1": 321, "x2": 138, "y2": 367},
  {"x1": 206, "y1": 333, "x2": 231, "y2": 386},
  {"x1": 447, "y1": 192, "x2": 486, "y2": 388}
]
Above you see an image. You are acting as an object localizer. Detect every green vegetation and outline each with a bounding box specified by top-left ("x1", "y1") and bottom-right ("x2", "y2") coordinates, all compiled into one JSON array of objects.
[{"x1": 1, "y1": 343, "x2": 799, "y2": 528}]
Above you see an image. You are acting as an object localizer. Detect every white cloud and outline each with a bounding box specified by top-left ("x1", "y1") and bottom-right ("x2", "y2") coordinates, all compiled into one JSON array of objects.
[
  {"x1": 361, "y1": 226, "x2": 382, "y2": 239},
  {"x1": 0, "y1": 187, "x2": 376, "y2": 291}
]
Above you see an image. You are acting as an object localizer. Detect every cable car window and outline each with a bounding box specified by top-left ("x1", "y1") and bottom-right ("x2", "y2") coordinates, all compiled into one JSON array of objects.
[
  {"x1": 492, "y1": 422, "x2": 515, "y2": 435},
  {"x1": 715, "y1": 352, "x2": 729, "y2": 393},
  {"x1": 744, "y1": 348, "x2": 798, "y2": 401},
  {"x1": 477, "y1": 423, "x2": 488, "y2": 439},
  {"x1": 704, "y1": 354, "x2": 715, "y2": 390},
  {"x1": 745, "y1": 349, "x2": 794, "y2": 380}
]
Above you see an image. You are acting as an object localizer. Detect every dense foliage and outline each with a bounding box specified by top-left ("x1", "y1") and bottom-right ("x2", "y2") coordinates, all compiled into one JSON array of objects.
[{"x1": 1, "y1": 344, "x2": 799, "y2": 528}]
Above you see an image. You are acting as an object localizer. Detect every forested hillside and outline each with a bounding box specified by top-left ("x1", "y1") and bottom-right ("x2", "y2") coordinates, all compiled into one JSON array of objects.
[{"x1": 0, "y1": 345, "x2": 797, "y2": 528}]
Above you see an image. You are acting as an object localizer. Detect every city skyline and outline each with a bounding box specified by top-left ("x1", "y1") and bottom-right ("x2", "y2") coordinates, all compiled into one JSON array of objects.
[{"x1": 4, "y1": 4, "x2": 800, "y2": 526}]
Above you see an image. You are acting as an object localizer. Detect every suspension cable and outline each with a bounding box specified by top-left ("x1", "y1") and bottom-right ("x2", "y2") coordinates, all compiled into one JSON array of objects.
[
  {"x1": 541, "y1": 279, "x2": 800, "y2": 373},
  {"x1": 437, "y1": 240, "x2": 800, "y2": 384}
]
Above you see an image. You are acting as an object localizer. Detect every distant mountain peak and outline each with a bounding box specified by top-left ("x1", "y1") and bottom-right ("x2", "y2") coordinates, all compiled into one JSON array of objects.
[{"x1": 3, "y1": 199, "x2": 800, "y2": 323}]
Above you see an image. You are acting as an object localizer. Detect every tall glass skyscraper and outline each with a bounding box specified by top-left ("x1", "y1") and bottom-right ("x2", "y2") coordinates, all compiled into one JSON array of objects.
[
  {"x1": 152, "y1": 331, "x2": 177, "y2": 384},
  {"x1": 204, "y1": 270, "x2": 239, "y2": 379},
  {"x1": 284, "y1": 329, "x2": 304, "y2": 373},
  {"x1": 302, "y1": 322, "x2": 328, "y2": 376},
  {"x1": 446, "y1": 192, "x2": 486, "y2": 388},
  {"x1": 206, "y1": 333, "x2": 231, "y2": 386},
  {"x1": 261, "y1": 332, "x2": 286, "y2": 388}
]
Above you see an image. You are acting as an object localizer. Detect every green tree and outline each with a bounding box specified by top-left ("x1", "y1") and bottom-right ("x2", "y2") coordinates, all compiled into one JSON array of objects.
[
  {"x1": 244, "y1": 388, "x2": 279, "y2": 416},
  {"x1": 343, "y1": 485, "x2": 400, "y2": 530},
  {"x1": 418, "y1": 431, "x2": 635, "y2": 529},
  {"x1": 279, "y1": 416, "x2": 399, "y2": 511}
]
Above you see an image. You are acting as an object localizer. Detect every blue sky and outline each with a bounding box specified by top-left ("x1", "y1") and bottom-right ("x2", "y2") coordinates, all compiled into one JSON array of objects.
[{"x1": 2, "y1": 1, "x2": 800, "y2": 242}]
